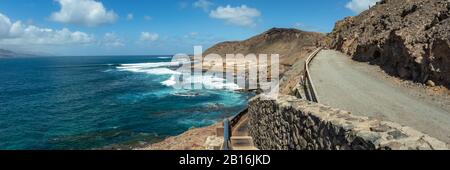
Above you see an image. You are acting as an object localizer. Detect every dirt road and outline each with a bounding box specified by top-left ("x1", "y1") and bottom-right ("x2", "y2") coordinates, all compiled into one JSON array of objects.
[{"x1": 309, "y1": 50, "x2": 450, "y2": 143}]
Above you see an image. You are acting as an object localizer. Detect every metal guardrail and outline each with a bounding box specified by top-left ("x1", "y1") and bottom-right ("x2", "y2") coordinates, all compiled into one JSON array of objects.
[
  {"x1": 223, "y1": 119, "x2": 230, "y2": 150},
  {"x1": 222, "y1": 107, "x2": 248, "y2": 150},
  {"x1": 229, "y1": 108, "x2": 248, "y2": 130},
  {"x1": 304, "y1": 48, "x2": 322, "y2": 103}
]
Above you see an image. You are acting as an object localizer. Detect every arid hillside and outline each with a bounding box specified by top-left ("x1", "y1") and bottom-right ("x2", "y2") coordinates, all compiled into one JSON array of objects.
[
  {"x1": 205, "y1": 28, "x2": 325, "y2": 75},
  {"x1": 329, "y1": 0, "x2": 450, "y2": 88}
]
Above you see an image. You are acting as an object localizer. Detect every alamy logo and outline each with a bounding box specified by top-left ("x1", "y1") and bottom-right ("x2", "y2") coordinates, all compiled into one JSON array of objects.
[{"x1": 169, "y1": 46, "x2": 280, "y2": 99}]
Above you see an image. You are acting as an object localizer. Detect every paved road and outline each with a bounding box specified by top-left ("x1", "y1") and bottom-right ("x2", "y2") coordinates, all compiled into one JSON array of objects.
[{"x1": 310, "y1": 50, "x2": 450, "y2": 143}]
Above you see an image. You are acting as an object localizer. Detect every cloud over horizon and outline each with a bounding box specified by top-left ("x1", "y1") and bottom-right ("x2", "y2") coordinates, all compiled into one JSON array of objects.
[
  {"x1": 209, "y1": 5, "x2": 261, "y2": 27},
  {"x1": 346, "y1": 0, "x2": 381, "y2": 13},
  {"x1": 0, "y1": 12, "x2": 94, "y2": 46},
  {"x1": 126, "y1": 13, "x2": 134, "y2": 21},
  {"x1": 0, "y1": 13, "x2": 12, "y2": 38},
  {"x1": 101, "y1": 32, "x2": 124, "y2": 47},
  {"x1": 50, "y1": 0, "x2": 118, "y2": 27},
  {"x1": 140, "y1": 32, "x2": 159, "y2": 42}
]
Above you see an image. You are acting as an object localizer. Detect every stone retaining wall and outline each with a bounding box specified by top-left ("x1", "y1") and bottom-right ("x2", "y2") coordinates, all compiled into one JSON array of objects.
[{"x1": 248, "y1": 95, "x2": 449, "y2": 150}]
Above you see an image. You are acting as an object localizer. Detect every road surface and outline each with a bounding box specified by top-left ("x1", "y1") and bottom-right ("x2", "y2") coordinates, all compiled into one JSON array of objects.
[{"x1": 309, "y1": 50, "x2": 450, "y2": 143}]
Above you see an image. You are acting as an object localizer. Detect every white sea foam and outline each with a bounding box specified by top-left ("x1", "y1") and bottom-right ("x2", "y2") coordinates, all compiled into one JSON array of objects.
[
  {"x1": 117, "y1": 62, "x2": 183, "y2": 75},
  {"x1": 120, "y1": 67, "x2": 181, "y2": 75},
  {"x1": 144, "y1": 68, "x2": 182, "y2": 75},
  {"x1": 172, "y1": 91, "x2": 201, "y2": 97},
  {"x1": 200, "y1": 75, "x2": 241, "y2": 90},
  {"x1": 119, "y1": 61, "x2": 181, "y2": 68},
  {"x1": 103, "y1": 69, "x2": 114, "y2": 73},
  {"x1": 161, "y1": 75, "x2": 177, "y2": 86},
  {"x1": 161, "y1": 74, "x2": 242, "y2": 91},
  {"x1": 118, "y1": 61, "x2": 241, "y2": 91}
]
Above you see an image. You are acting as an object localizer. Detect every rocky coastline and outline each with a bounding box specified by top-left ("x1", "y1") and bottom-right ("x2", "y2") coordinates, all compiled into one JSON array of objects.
[
  {"x1": 136, "y1": 0, "x2": 450, "y2": 150},
  {"x1": 137, "y1": 123, "x2": 222, "y2": 150}
]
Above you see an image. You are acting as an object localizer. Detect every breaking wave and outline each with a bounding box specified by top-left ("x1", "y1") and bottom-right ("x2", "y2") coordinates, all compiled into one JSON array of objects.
[
  {"x1": 119, "y1": 62, "x2": 182, "y2": 69},
  {"x1": 161, "y1": 75, "x2": 177, "y2": 86},
  {"x1": 116, "y1": 62, "x2": 182, "y2": 75},
  {"x1": 160, "y1": 75, "x2": 242, "y2": 91},
  {"x1": 117, "y1": 61, "x2": 241, "y2": 91}
]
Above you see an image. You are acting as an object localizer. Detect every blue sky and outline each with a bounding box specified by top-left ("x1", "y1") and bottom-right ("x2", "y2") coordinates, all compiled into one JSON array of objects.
[{"x1": 0, "y1": 0, "x2": 378, "y2": 56}]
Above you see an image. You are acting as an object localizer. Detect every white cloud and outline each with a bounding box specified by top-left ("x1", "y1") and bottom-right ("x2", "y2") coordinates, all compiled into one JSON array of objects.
[
  {"x1": 193, "y1": 0, "x2": 213, "y2": 12},
  {"x1": 210, "y1": 5, "x2": 261, "y2": 27},
  {"x1": 50, "y1": 0, "x2": 118, "y2": 27},
  {"x1": 184, "y1": 32, "x2": 198, "y2": 38},
  {"x1": 144, "y1": 16, "x2": 153, "y2": 21},
  {"x1": 101, "y1": 32, "x2": 124, "y2": 47},
  {"x1": 345, "y1": 0, "x2": 380, "y2": 13},
  {"x1": 190, "y1": 32, "x2": 198, "y2": 36},
  {"x1": 0, "y1": 13, "x2": 12, "y2": 38},
  {"x1": 126, "y1": 13, "x2": 134, "y2": 21},
  {"x1": 0, "y1": 12, "x2": 94, "y2": 45},
  {"x1": 9, "y1": 21, "x2": 25, "y2": 37},
  {"x1": 140, "y1": 32, "x2": 159, "y2": 42}
]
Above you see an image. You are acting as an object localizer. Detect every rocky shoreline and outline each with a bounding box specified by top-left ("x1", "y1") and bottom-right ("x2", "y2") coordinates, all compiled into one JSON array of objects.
[{"x1": 136, "y1": 123, "x2": 222, "y2": 150}]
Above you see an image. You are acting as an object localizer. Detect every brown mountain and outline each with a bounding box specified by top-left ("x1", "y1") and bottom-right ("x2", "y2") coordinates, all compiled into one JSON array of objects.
[
  {"x1": 204, "y1": 28, "x2": 325, "y2": 74},
  {"x1": 328, "y1": 0, "x2": 450, "y2": 88}
]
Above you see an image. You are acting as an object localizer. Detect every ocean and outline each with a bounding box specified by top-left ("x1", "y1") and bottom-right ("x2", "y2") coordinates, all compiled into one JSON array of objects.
[{"x1": 0, "y1": 55, "x2": 251, "y2": 149}]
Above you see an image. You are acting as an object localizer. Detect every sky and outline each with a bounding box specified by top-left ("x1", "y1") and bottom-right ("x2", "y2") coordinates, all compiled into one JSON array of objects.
[{"x1": 0, "y1": 0, "x2": 379, "y2": 56}]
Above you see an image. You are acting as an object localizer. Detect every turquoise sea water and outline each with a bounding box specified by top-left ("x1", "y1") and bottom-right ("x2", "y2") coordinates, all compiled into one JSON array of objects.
[{"x1": 0, "y1": 56, "x2": 250, "y2": 149}]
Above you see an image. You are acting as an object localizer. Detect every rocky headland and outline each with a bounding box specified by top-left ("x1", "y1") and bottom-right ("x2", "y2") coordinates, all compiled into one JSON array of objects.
[{"x1": 0, "y1": 49, "x2": 35, "y2": 58}]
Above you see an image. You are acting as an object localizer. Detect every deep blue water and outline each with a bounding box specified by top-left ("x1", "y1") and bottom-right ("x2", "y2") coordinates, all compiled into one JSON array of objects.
[{"x1": 0, "y1": 56, "x2": 250, "y2": 149}]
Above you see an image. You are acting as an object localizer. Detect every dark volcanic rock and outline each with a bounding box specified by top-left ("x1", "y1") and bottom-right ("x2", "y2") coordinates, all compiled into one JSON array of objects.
[{"x1": 328, "y1": 0, "x2": 450, "y2": 88}]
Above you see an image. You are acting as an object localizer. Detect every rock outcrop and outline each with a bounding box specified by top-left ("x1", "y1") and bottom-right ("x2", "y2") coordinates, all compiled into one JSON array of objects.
[
  {"x1": 329, "y1": 0, "x2": 450, "y2": 88},
  {"x1": 249, "y1": 95, "x2": 449, "y2": 150},
  {"x1": 138, "y1": 123, "x2": 222, "y2": 150}
]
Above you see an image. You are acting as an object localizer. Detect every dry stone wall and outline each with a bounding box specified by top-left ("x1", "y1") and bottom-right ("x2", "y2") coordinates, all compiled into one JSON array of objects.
[{"x1": 248, "y1": 95, "x2": 449, "y2": 150}]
